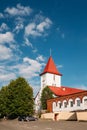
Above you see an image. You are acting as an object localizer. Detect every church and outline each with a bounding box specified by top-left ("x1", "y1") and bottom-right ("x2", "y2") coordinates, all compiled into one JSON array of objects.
[{"x1": 35, "y1": 56, "x2": 87, "y2": 116}]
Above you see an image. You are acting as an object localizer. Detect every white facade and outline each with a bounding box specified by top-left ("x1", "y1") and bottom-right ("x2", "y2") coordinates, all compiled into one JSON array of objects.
[{"x1": 52, "y1": 96, "x2": 87, "y2": 112}]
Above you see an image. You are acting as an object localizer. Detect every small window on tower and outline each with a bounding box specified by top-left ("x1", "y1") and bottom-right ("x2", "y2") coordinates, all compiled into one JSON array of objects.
[{"x1": 53, "y1": 74, "x2": 55, "y2": 81}]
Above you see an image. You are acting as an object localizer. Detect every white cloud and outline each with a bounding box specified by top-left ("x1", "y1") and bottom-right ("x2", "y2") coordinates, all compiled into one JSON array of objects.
[
  {"x1": 13, "y1": 23, "x2": 24, "y2": 33},
  {"x1": 57, "y1": 64, "x2": 63, "y2": 68},
  {"x1": 25, "y1": 18, "x2": 52, "y2": 38},
  {"x1": 36, "y1": 55, "x2": 45, "y2": 62},
  {"x1": 25, "y1": 23, "x2": 41, "y2": 37},
  {"x1": 32, "y1": 48, "x2": 38, "y2": 53},
  {"x1": 0, "y1": 23, "x2": 9, "y2": 32},
  {"x1": 0, "y1": 73, "x2": 16, "y2": 81},
  {"x1": 5, "y1": 3, "x2": 32, "y2": 16},
  {"x1": 0, "y1": 55, "x2": 46, "y2": 95},
  {"x1": 0, "y1": 13, "x2": 4, "y2": 18},
  {"x1": 0, "y1": 45, "x2": 12, "y2": 60},
  {"x1": 0, "y1": 32, "x2": 14, "y2": 44},
  {"x1": 37, "y1": 18, "x2": 52, "y2": 32},
  {"x1": 12, "y1": 57, "x2": 44, "y2": 79},
  {"x1": 24, "y1": 37, "x2": 33, "y2": 47}
]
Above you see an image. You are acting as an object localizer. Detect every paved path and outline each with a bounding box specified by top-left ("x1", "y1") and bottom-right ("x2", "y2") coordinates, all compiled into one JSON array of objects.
[{"x1": 0, "y1": 119, "x2": 87, "y2": 130}]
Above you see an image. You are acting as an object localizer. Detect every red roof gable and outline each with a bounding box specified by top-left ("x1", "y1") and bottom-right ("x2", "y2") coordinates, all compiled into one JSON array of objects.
[
  {"x1": 48, "y1": 86, "x2": 86, "y2": 96},
  {"x1": 40, "y1": 56, "x2": 62, "y2": 76}
]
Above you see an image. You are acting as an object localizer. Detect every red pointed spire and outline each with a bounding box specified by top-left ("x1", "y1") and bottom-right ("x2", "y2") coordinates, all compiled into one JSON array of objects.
[{"x1": 40, "y1": 56, "x2": 62, "y2": 76}]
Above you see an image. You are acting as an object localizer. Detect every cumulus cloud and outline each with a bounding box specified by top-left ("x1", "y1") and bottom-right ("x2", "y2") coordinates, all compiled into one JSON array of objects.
[
  {"x1": 13, "y1": 23, "x2": 24, "y2": 33},
  {"x1": 25, "y1": 18, "x2": 52, "y2": 37},
  {"x1": 0, "y1": 13, "x2": 4, "y2": 18},
  {"x1": 24, "y1": 37, "x2": 33, "y2": 47},
  {"x1": 10, "y1": 56, "x2": 44, "y2": 79},
  {"x1": 37, "y1": 18, "x2": 52, "y2": 32},
  {"x1": 25, "y1": 23, "x2": 41, "y2": 37},
  {"x1": 0, "y1": 73, "x2": 16, "y2": 81},
  {"x1": 57, "y1": 64, "x2": 63, "y2": 68},
  {"x1": 0, "y1": 4, "x2": 52, "y2": 92},
  {"x1": 0, "y1": 45, "x2": 13, "y2": 60},
  {"x1": 32, "y1": 48, "x2": 38, "y2": 53},
  {"x1": 0, "y1": 32, "x2": 14, "y2": 44},
  {"x1": 36, "y1": 55, "x2": 45, "y2": 62},
  {"x1": 0, "y1": 23, "x2": 9, "y2": 32},
  {"x1": 4, "y1": 3, "x2": 32, "y2": 16}
]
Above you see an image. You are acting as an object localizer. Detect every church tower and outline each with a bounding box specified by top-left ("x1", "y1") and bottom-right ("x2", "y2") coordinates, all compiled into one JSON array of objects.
[
  {"x1": 35, "y1": 56, "x2": 62, "y2": 113},
  {"x1": 40, "y1": 56, "x2": 62, "y2": 91}
]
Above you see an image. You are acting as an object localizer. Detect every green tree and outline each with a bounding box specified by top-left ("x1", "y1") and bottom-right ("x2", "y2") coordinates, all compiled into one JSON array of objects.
[
  {"x1": 41, "y1": 86, "x2": 54, "y2": 110},
  {"x1": 0, "y1": 86, "x2": 9, "y2": 117},
  {"x1": 0, "y1": 77, "x2": 34, "y2": 119}
]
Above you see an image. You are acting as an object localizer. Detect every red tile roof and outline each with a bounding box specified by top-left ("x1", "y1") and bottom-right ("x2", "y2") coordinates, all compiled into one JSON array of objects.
[
  {"x1": 48, "y1": 86, "x2": 85, "y2": 96},
  {"x1": 40, "y1": 56, "x2": 62, "y2": 76}
]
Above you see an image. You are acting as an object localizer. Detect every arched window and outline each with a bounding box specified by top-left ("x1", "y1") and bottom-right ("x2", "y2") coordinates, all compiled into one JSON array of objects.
[
  {"x1": 69, "y1": 99, "x2": 73, "y2": 107},
  {"x1": 63, "y1": 100, "x2": 67, "y2": 108},
  {"x1": 75, "y1": 98, "x2": 81, "y2": 106},
  {"x1": 82, "y1": 96, "x2": 87, "y2": 106},
  {"x1": 57, "y1": 101, "x2": 62, "y2": 109}
]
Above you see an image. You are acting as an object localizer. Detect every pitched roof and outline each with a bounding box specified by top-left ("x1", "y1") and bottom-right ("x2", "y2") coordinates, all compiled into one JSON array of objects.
[
  {"x1": 40, "y1": 56, "x2": 62, "y2": 76},
  {"x1": 48, "y1": 86, "x2": 86, "y2": 96}
]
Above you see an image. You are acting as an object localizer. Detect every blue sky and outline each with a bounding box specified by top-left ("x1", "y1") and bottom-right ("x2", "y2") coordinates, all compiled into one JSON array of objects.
[{"x1": 0, "y1": 0, "x2": 87, "y2": 95}]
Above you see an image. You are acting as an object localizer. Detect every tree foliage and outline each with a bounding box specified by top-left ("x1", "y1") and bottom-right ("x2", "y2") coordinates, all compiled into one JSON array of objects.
[
  {"x1": 41, "y1": 86, "x2": 54, "y2": 110},
  {"x1": 0, "y1": 77, "x2": 34, "y2": 119}
]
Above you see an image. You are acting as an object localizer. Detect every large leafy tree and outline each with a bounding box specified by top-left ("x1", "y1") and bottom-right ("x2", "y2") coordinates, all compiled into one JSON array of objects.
[
  {"x1": 0, "y1": 77, "x2": 34, "y2": 119},
  {"x1": 41, "y1": 86, "x2": 54, "y2": 110},
  {"x1": 0, "y1": 86, "x2": 9, "y2": 117}
]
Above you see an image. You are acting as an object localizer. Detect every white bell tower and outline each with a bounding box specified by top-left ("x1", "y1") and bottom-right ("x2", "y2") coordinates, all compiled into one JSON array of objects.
[{"x1": 35, "y1": 56, "x2": 62, "y2": 113}]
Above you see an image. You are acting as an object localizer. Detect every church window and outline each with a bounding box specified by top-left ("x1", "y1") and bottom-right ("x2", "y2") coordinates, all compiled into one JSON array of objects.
[
  {"x1": 77, "y1": 100, "x2": 81, "y2": 106},
  {"x1": 84, "y1": 99, "x2": 87, "y2": 105},
  {"x1": 64, "y1": 102, "x2": 67, "y2": 108},
  {"x1": 70, "y1": 101, "x2": 73, "y2": 107},
  {"x1": 69, "y1": 99, "x2": 74, "y2": 107},
  {"x1": 82, "y1": 96, "x2": 87, "y2": 106},
  {"x1": 59, "y1": 102, "x2": 62, "y2": 108}
]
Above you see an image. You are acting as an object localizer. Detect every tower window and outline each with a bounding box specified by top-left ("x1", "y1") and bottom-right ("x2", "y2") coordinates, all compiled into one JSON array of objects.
[{"x1": 53, "y1": 74, "x2": 55, "y2": 81}]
